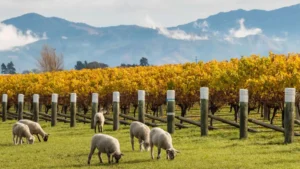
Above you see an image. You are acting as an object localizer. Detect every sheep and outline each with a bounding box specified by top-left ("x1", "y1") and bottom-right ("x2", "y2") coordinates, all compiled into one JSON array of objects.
[
  {"x1": 18, "y1": 119, "x2": 50, "y2": 142},
  {"x1": 130, "y1": 121, "x2": 150, "y2": 151},
  {"x1": 94, "y1": 110, "x2": 106, "y2": 133},
  {"x1": 150, "y1": 127, "x2": 180, "y2": 160},
  {"x1": 87, "y1": 133, "x2": 124, "y2": 164},
  {"x1": 12, "y1": 122, "x2": 35, "y2": 145}
]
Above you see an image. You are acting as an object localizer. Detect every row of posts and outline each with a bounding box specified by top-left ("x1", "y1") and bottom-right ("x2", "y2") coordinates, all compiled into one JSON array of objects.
[
  {"x1": 199, "y1": 87, "x2": 295, "y2": 144},
  {"x1": 2, "y1": 93, "x2": 77, "y2": 127},
  {"x1": 1, "y1": 88, "x2": 296, "y2": 143}
]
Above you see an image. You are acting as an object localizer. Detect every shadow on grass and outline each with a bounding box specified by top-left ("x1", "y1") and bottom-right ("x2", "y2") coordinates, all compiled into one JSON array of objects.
[
  {"x1": 221, "y1": 143, "x2": 239, "y2": 148},
  {"x1": 0, "y1": 143, "x2": 15, "y2": 147},
  {"x1": 122, "y1": 158, "x2": 153, "y2": 164},
  {"x1": 44, "y1": 159, "x2": 153, "y2": 168},
  {"x1": 44, "y1": 162, "x2": 119, "y2": 168},
  {"x1": 250, "y1": 141, "x2": 284, "y2": 146}
]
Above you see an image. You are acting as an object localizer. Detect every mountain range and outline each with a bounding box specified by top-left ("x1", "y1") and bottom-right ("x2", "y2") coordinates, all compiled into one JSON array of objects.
[{"x1": 1, "y1": 4, "x2": 300, "y2": 72}]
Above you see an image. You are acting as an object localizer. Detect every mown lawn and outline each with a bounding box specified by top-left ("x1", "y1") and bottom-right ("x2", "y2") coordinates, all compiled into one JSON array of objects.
[{"x1": 1, "y1": 107, "x2": 300, "y2": 169}]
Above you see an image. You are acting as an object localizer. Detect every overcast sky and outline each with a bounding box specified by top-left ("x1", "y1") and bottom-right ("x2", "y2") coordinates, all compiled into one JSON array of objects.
[{"x1": 0, "y1": 0, "x2": 300, "y2": 27}]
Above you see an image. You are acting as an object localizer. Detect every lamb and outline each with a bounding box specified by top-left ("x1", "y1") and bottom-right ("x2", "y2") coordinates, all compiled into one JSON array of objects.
[
  {"x1": 87, "y1": 134, "x2": 124, "y2": 164},
  {"x1": 130, "y1": 121, "x2": 150, "y2": 151},
  {"x1": 18, "y1": 119, "x2": 50, "y2": 142},
  {"x1": 150, "y1": 127, "x2": 180, "y2": 160},
  {"x1": 94, "y1": 110, "x2": 105, "y2": 133},
  {"x1": 12, "y1": 122, "x2": 35, "y2": 145}
]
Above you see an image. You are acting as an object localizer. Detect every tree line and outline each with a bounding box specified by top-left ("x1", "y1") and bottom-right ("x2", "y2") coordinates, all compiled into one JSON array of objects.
[
  {"x1": 74, "y1": 57, "x2": 150, "y2": 70},
  {"x1": 1, "y1": 61, "x2": 16, "y2": 74},
  {"x1": 2, "y1": 44, "x2": 151, "y2": 74}
]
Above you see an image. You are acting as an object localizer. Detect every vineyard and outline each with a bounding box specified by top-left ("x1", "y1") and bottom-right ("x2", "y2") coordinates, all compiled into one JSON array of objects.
[
  {"x1": 0, "y1": 52, "x2": 300, "y2": 123},
  {"x1": 1, "y1": 53, "x2": 300, "y2": 168}
]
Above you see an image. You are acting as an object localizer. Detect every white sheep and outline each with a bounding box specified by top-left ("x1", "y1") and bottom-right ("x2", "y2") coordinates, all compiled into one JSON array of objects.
[
  {"x1": 130, "y1": 121, "x2": 150, "y2": 151},
  {"x1": 150, "y1": 127, "x2": 180, "y2": 160},
  {"x1": 94, "y1": 110, "x2": 105, "y2": 133},
  {"x1": 87, "y1": 133, "x2": 124, "y2": 164},
  {"x1": 18, "y1": 119, "x2": 50, "y2": 142},
  {"x1": 12, "y1": 122, "x2": 35, "y2": 145}
]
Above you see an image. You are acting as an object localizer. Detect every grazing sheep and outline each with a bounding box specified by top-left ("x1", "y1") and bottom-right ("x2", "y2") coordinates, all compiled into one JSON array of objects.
[
  {"x1": 87, "y1": 134, "x2": 124, "y2": 164},
  {"x1": 18, "y1": 119, "x2": 50, "y2": 142},
  {"x1": 12, "y1": 122, "x2": 35, "y2": 145},
  {"x1": 94, "y1": 110, "x2": 105, "y2": 133},
  {"x1": 150, "y1": 127, "x2": 179, "y2": 160},
  {"x1": 130, "y1": 121, "x2": 150, "y2": 151}
]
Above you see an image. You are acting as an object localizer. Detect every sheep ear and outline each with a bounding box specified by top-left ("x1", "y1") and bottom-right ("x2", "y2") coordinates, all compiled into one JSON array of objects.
[{"x1": 175, "y1": 149, "x2": 180, "y2": 153}]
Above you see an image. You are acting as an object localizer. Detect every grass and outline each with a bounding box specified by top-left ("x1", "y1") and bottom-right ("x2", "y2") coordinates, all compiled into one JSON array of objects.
[{"x1": 1, "y1": 106, "x2": 300, "y2": 169}]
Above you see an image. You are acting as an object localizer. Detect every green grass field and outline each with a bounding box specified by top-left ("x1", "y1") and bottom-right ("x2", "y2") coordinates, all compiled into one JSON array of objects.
[{"x1": 1, "y1": 106, "x2": 300, "y2": 169}]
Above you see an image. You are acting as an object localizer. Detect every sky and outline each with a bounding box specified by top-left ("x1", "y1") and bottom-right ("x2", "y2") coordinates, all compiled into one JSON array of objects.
[{"x1": 0, "y1": 0, "x2": 300, "y2": 28}]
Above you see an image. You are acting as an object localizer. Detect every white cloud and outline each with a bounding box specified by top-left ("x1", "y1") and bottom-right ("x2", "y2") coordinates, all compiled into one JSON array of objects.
[
  {"x1": 193, "y1": 20, "x2": 209, "y2": 32},
  {"x1": 223, "y1": 18, "x2": 262, "y2": 44},
  {"x1": 0, "y1": 23, "x2": 44, "y2": 51},
  {"x1": 272, "y1": 36, "x2": 286, "y2": 42},
  {"x1": 158, "y1": 28, "x2": 208, "y2": 40},
  {"x1": 141, "y1": 15, "x2": 208, "y2": 41},
  {"x1": 61, "y1": 36, "x2": 68, "y2": 39},
  {"x1": 229, "y1": 18, "x2": 262, "y2": 38},
  {"x1": 7, "y1": 55, "x2": 19, "y2": 60}
]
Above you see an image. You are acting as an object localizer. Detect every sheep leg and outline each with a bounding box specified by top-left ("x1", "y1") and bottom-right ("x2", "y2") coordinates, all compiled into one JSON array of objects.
[
  {"x1": 36, "y1": 134, "x2": 41, "y2": 142},
  {"x1": 157, "y1": 148, "x2": 161, "y2": 159},
  {"x1": 98, "y1": 151, "x2": 103, "y2": 163},
  {"x1": 150, "y1": 143, "x2": 154, "y2": 159},
  {"x1": 138, "y1": 138, "x2": 143, "y2": 151},
  {"x1": 13, "y1": 134, "x2": 16, "y2": 145},
  {"x1": 15, "y1": 136, "x2": 19, "y2": 145},
  {"x1": 18, "y1": 136, "x2": 22, "y2": 145},
  {"x1": 87, "y1": 146, "x2": 96, "y2": 165},
  {"x1": 130, "y1": 134, "x2": 134, "y2": 151},
  {"x1": 98, "y1": 124, "x2": 100, "y2": 133},
  {"x1": 166, "y1": 150, "x2": 169, "y2": 160},
  {"x1": 100, "y1": 124, "x2": 103, "y2": 132},
  {"x1": 107, "y1": 153, "x2": 111, "y2": 164}
]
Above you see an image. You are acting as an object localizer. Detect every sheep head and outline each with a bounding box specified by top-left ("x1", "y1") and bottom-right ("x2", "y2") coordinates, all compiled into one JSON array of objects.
[
  {"x1": 166, "y1": 148, "x2": 180, "y2": 160},
  {"x1": 112, "y1": 152, "x2": 124, "y2": 163}
]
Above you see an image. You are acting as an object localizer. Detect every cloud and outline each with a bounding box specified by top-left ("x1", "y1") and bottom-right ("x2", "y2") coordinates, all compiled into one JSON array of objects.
[
  {"x1": 223, "y1": 18, "x2": 262, "y2": 43},
  {"x1": 61, "y1": 36, "x2": 68, "y2": 39},
  {"x1": 7, "y1": 55, "x2": 19, "y2": 60},
  {"x1": 141, "y1": 15, "x2": 208, "y2": 41},
  {"x1": 158, "y1": 28, "x2": 208, "y2": 40},
  {"x1": 193, "y1": 20, "x2": 209, "y2": 32},
  {"x1": 0, "y1": 23, "x2": 45, "y2": 51},
  {"x1": 229, "y1": 18, "x2": 262, "y2": 38},
  {"x1": 272, "y1": 36, "x2": 286, "y2": 42}
]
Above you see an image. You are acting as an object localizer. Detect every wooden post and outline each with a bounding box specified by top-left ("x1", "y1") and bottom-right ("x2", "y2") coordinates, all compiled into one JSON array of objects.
[
  {"x1": 284, "y1": 88, "x2": 295, "y2": 144},
  {"x1": 200, "y1": 87, "x2": 209, "y2": 136},
  {"x1": 159, "y1": 105, "x2": 163, "y2": 117},
  {"x1": 2, "y1": 94, "x2": 7, "y2": 122},
  {"x1": 138, "y1": 90, "x2": 145, "y2": 123},
  {"x1": 51, "y1": 94, "x2": 58, "y2": 126},
  {"x1": 18, "y1": 94, "x2": 24, "y2": 120},
  {"x1": 239, "y1": 89, "x2": 248, "y2": 139},
  {"x1": 296, "y1": 103, "x2": 300, "y2": 120},
  {"x1": 167, "y1": 90, "x2": 175, "y2": 134},
  {"x1": 70, "y1": 93, "x2": 77, "y2": 127},
  {"x1": 263, "y1": 103, "x2": 269, "y2": 120},
  {"x1": 91, "y1": 93, "x2": 98, "y2": 129},
  {"x1": 113, "y1": 91, "x2": 120, "y2": 131},
  {"x1": 33, "y1": 94, "x2": 39, "y2": 122}
]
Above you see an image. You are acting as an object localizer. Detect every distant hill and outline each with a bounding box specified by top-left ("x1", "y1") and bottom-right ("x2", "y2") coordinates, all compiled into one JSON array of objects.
[{"x1": 1, "y1": 4, "x2": 300, "y2": 72}]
